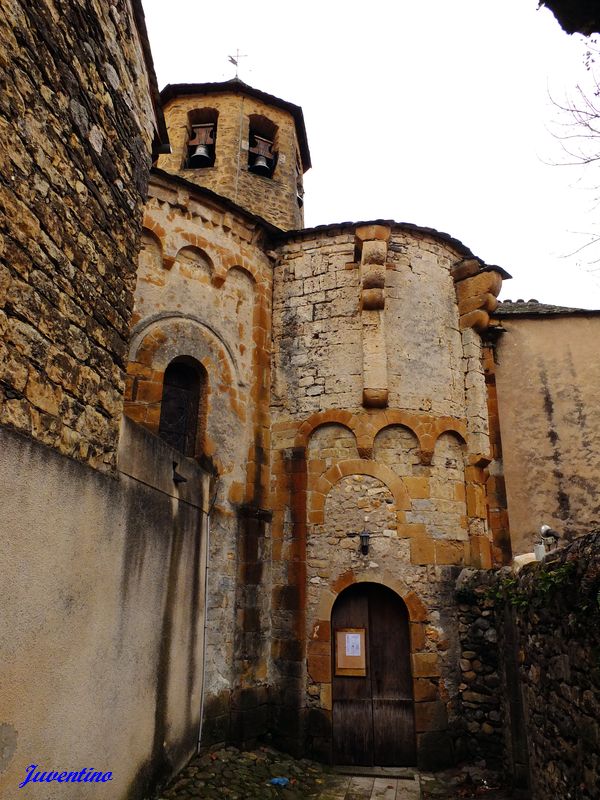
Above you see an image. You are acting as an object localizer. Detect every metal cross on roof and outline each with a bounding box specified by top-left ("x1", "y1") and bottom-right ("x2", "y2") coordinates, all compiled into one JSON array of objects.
[{"x1": 227, "y1": 49, "x2": 248, "y2": 79}]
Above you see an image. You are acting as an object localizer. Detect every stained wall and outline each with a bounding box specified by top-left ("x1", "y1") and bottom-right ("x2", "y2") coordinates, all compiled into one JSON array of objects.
[
  {"x1": 494, "y1": 314, "x2": 600, "y2": 554},
  {"x1": 0, "y1": 420, "x2": 209, "y2": 800},
  {"x1": 124, "y1": 171, "x2": 275, "y2": 746}
]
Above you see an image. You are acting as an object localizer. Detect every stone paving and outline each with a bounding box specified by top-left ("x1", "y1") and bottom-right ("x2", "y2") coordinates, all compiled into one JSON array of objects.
[{"x1": 151, "y1": 747, "x2": 515, "y2": 800}]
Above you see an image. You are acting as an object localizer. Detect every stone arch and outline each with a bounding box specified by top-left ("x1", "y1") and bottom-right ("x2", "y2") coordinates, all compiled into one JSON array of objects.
[
  {"x1": 431, "y1": 421, "x2": 466, "y2": 448},
  {"x1": 129, "y1": 314, "x2": 242, "y2": 387},
  {"x1": 125, "y1": 318, "x2": 248, "y2": 474},
  {"x1": 310, "y1": 459, "x2": 410, "y2": 524},
  {"x1": 174, "y1": 244, "x2": 214, "y2": 282},
  {"x1": 140, "y1": 226, "x2": 163, "y2": 257},
  {"x1": 157, "y1": 355, "x2": 208, "y2": 458},
  {"x1": 296, "y1": 410, "x2": 359, "y2": 449},
  {"x1": 141, "y1": 213, "x2": 166, "y2": 254},
  {"x1": 432, "y1": 430, "x2": 467, "y2": 474},
  {"x1": 314, "y1": 576, "x2": 428, "y2": 629},
  {"x1": 374, "y1": 424, "x2": 421, "y2": 475},
  {"x1": 225, "y1": 264, "x2": 257, "y2": 286},
  {"x1": 135, "y1": 229, "x2": 166, "y2": 304},
  {"x1": 367, "y1": 412, "x2": 419, "y2": 447},
  {"x1": 307, "y1": 423, "x2": 360, "y2": 467}
]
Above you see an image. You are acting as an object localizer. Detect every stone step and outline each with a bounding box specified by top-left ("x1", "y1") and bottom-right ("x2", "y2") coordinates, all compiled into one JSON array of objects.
[{"x1": 333, "y1": 766, "x2": 417, "y2": 779}]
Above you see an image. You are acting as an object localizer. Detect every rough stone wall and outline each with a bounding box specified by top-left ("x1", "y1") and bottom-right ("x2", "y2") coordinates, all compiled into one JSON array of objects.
[
  {"x1": 125, "y1": 174, "x2": 274, "y2": 747},
  {"x1": 495, "y1": 315, "x2": 600, "y2": 554},
  {"x1": 272, "y1": 230, "x2": 362, "y2": 415},
  {"x1": 269, "y1": 223, "x2": 503, "y2": 764},
  {"x1": 454, "y1": 570, "x2": 504, "y2": 768},
  {"x1": 0, "y1": 0, "x2": 157, "y2": 470},
  {"x1": 0, "y1": 420, "x2": 209, "y2": 800},
  {"x1": 456, "y1": 534, "x2": 600, "y2": 797},
  {"x1": 158, "y1": 92, "x2": 303, "y2": 230},
  {"x1": 505, "y1": 535, "x2": 600, "y2": 799}
]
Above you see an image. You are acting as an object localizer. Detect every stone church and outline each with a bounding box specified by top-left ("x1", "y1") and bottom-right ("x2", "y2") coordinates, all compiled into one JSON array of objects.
[{"x1": 1, "y1": 3, "x2": 599, "y2": 800}]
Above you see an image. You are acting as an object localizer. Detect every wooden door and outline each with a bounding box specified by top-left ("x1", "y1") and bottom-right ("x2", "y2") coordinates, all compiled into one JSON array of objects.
[{"x1": 331, "y1": 583, "x2": 415, "y2": 766}]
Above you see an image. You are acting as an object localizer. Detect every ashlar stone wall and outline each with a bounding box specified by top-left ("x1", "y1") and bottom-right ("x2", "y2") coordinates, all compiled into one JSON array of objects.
[
  {"x1": 0, "y1": 0, "x2": 158, "y2": 469},
  {"x1": 125, "y1": 172, "x2": 275, "y2": 747},
  {"x1": 269, "y1": 222, "x2": 505, "y2": 763}
]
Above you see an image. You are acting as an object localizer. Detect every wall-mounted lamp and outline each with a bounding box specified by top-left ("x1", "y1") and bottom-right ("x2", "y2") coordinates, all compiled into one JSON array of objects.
[{"x1": 359, "y1": 530, "x2": 371, "y2": 556}]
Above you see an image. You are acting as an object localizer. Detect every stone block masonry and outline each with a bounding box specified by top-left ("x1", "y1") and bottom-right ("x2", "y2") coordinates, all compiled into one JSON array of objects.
[
  {"x1": 0, "y1": 0, "x2": 158, "y2": 470},
  {"x1": 269, "y1": 222, "x2": 506, "y2": 764}
]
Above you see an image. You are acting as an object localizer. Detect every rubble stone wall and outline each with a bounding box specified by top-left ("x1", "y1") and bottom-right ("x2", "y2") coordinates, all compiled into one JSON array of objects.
[
  {"x1": 506, "y1": 534, "x2": 600, "y2": 799},
  {"x1": 456, "y1": 533, "x2": 600, "y2": 797},
  {"x1": 0, "y1": 0, "x2": 157, "y2": 469}
]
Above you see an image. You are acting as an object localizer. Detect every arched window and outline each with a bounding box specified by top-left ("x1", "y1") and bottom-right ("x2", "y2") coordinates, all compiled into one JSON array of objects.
[
  {"x1": 158, "y1": 357, "x2": 206, "y2": 456},
  {"x1": 247, "y1": 114, "x2": 278, "y2": 178},
  {"x1": 185, "y1": 108, "x2": 219, "y2": 169}
]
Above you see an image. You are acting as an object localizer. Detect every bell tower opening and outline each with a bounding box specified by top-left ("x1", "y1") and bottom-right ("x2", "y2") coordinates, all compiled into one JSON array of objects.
[
  {"x1": 247, "y1": 114, "x2": 278, "y2": 178},
  {"x1": 185, "y1": 108, "x2": 218, "y2": 169},
  {"x1": 158, "y1": 80, "x2": 311, "y2": 229}
]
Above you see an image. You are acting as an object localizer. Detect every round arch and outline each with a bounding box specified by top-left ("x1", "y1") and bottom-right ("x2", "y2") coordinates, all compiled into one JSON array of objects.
[{"x1": 310, "y1": 459, "x2": 411, "y2": 524}]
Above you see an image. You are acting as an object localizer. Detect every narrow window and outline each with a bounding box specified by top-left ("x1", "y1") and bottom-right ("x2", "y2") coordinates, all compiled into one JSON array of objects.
[
  {"x1": 247, "y1": 114, "x2": 278, "y2": 178},
  {"x1": 158, "y1": 357, "x2": 205, "y2": 456},
  {"x1": 185, "y1": 108, "x2": 218, "y2": 169}
]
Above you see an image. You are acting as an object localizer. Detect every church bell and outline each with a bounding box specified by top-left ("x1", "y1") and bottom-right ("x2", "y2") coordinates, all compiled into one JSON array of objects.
[
  {"x1": 189, "y1": 144, "x2": 212, "y2": 168},
  {"x1": 251, "y1": 154, "x2": 271, "y2": 175},
  {"x1": 187, "y1": 123, "x2": 215, "y2": 168}
]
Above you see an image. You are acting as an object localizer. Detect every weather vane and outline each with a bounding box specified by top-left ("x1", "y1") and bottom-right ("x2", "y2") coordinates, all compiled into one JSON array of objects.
[{"x1": 228, "y1": 49, "x2": 248, "y2": 79}]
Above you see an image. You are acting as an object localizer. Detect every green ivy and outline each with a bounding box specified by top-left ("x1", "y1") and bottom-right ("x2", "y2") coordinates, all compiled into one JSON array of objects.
[{"x1": 484, "y1": 562, "x2": 576, "y2": 610}]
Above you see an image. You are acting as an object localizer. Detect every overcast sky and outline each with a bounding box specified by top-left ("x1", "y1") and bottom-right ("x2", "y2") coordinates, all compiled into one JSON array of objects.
[{"x1": 142, "y1": 0, "x2": 600, "y2": 308}]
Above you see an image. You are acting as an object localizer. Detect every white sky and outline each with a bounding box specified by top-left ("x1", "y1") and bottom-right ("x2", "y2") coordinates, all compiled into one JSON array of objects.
[{"x1": 142, "y1": 0, "x2": 600, "y2": 308}]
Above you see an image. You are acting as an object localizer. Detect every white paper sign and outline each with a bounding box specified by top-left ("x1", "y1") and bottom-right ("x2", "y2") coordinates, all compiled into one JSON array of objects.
[{"x1": 345, "y1": 633, "x2": 361, "y2": 657}]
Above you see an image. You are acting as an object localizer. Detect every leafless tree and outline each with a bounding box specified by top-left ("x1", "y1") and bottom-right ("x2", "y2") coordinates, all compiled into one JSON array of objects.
[{"x1": 550, "y1": 39, "x2": 600, "y2": 265}]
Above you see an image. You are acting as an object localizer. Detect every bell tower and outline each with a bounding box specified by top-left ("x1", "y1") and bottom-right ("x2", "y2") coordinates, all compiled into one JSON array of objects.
[{"x1": 158, "y1": 79, "x2": 311, "y2": 231}]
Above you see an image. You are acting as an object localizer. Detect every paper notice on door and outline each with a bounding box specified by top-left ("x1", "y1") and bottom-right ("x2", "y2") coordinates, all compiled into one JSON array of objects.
[{"x1": 345, "y1": 633, "x2": 361, "y2": 657}]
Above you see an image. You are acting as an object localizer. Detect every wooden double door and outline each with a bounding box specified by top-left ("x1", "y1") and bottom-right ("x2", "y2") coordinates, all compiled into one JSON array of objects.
[{"x1": 331, "y1": 583, "x2": 416, "y2": 766}]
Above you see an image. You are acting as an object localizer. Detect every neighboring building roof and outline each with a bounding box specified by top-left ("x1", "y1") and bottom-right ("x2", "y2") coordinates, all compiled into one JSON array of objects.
[
  {"x1": 160, "y1": 78, "x2": 311, "y2": 171},
  {"x1": 495, "y1": 299, "x2": 600, "y2": 317},
  {"x1": 540, "y1": 0, "x2": 599, "y2": 34}
]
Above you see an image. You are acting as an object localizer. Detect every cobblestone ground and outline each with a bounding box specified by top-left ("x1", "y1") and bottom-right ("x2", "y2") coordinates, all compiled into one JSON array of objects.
[{"x1": 151, "y1": 747, "x2": 516, "y2": 800}]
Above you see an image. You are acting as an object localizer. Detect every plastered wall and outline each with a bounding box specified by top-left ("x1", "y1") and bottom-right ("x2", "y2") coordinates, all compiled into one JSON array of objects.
[
  {"x1": 495, "y1": 315, "x2": 600, "y2": 554},
  {"x1": 0, "y1": 420, "x2": 208, "y2": 800}
]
